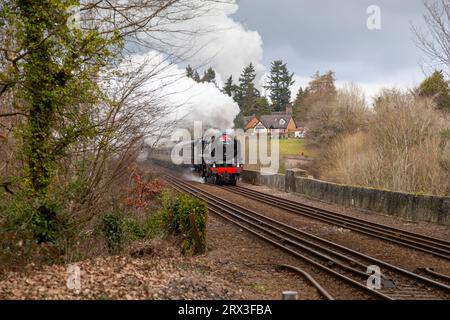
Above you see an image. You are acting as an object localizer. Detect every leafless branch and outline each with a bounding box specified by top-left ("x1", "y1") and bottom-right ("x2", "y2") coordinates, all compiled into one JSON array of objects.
[{"x1": 413, "y1": 0, "x2": 450, "y2": 74}]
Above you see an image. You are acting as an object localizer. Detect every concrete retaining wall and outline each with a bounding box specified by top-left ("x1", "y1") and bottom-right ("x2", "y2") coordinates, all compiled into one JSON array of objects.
[
  {"x1": 241, "y1": 169, "x2": 450, "y2": 226},
  {"x1": 241, "y1": 170, "x2": 286, "y2": 191}
]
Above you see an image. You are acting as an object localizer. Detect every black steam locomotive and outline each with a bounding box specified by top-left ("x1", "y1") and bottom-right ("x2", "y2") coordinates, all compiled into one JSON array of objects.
[{"x1": 183, "y1": 131, "x2": 243, "y2": 185}]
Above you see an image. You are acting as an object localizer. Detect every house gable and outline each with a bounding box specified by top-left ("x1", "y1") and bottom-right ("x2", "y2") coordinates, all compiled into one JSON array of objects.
[
  {"x1": 244, "y1": 115, "x2": 258, "y2": 130},
  {"x1": 286, "y1": 118, "x2": 297, "y2": 131},
  {"x1": 254, "y1": 121, "x2": 267, "y2": 130}
]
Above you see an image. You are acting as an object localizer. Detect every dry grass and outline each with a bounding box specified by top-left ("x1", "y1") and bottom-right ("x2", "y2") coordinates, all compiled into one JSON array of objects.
[{"x1": 322, "y1": 90, "x2": 450, "y2": 196}]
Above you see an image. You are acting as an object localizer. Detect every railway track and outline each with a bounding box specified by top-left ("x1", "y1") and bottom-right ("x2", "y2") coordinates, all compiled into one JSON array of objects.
[
  {"x1": 279, "y1": 264, "x2": 334, "y2": 300},
  {"x1": 222, "y1": 185, "x2": 450, "y2": 260},
  {"x1": 164, "y1": 174, "x2": 450, "y2": 300}
]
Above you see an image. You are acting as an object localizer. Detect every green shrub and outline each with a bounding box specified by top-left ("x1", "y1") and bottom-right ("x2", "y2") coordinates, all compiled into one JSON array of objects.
[
  {"x1": 142, "y1": 212, "x2": 164, "y2": 239},
  {"x1": 1, "y1": 195, "x2": 74, "y2": 243},
  {"x1": 0, "y1": 195, "x2": 76, "y2": 267},
  {"x1": 158, "y1": 188, "x2": 178, "y2": 231},
  {"x1": 30, "y1": 202, "x2": 64, "y2": 243},
  {"x1": 96, "y1": 192, "x2": 177, "y2": 253},
  {"x1": 172, "y1": 193, "x2": 208, "y2": 255},
  {"x1": 122, "y1": 217, "x2": 145, "y2": 240},
  {"x1": 124, "y1": 188, "x2": 179, "y2": 240},
  {"x1": 152, "y1": 187, "x2": 208, "y2": 255},
  {"x1": 100, "y1": 213, "x2": 124, "y2": 254}
]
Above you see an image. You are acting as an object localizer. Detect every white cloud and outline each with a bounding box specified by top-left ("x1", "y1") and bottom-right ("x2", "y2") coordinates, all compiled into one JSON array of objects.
[
  {"x1": 184, "y1": 1, "x2": 265, "y2": 81},
  {"x1": 290, "y1": 75, "x2": 313, "y2": 98},
  {"x1": 148, "y1": 0, "x2": 265, "y2": 83}
]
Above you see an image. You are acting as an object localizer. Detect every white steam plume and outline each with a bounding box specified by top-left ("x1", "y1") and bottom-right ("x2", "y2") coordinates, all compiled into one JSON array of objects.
[{"x1": 125, "y1": 0, "x2": 265, "y2": 134}]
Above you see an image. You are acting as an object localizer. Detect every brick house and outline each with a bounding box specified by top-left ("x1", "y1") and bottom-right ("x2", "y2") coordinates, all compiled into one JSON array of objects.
[{"x1": 244, "y1": 104, "x2": 300, "y2": 137}]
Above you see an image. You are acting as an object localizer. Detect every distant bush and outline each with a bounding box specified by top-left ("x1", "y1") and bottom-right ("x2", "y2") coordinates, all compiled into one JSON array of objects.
[{"x1": 100, "y1": 213, "x2": 124, "y2": 254}]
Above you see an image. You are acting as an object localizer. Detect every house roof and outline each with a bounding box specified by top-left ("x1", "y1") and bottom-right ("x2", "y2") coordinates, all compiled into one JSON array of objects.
[
  {"x1": 243, "y1": 114, "x2": 259, "y2": 129},
  {"x1": 260, "y1": 114, "x2": 292, "y2": 129},
  {"x1": 243, "y1": 115, "x2": 255, "y2": 124}
]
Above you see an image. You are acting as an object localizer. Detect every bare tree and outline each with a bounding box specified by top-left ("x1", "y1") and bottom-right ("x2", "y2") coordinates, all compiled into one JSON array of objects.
[
  {"x1": 323, "y1": 90, "x2": 450, "y2": 195},
  {"x1": 0, "y1": 0, "x2": 229, "y2": 224},
  {"x1": 413, "y1": 0, "x2": 450, "y2": 74},
  {"x1": 306, "y1": 83, "x2": 369, "y2": 146}
]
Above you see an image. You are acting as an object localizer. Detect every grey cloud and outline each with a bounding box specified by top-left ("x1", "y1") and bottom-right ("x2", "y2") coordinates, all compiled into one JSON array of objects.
[{"x1": 233, "y1": 0, "x2": 428, "y2": 83}]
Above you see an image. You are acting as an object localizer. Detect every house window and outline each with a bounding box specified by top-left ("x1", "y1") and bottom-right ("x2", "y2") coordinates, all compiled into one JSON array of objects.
[{"x1": 279, "y1": 118, "x2": 286, "y2": 125}]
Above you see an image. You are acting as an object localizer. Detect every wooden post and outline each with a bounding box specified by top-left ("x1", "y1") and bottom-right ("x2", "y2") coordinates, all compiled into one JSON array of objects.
[{"x1": 189, "y1": 212, "x2": 204, "y2": 254}]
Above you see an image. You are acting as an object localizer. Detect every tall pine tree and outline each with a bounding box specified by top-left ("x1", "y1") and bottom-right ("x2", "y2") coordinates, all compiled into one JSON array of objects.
[
  {"x1": 236, "y1": 63, "x2": 260, "y2": 114},
  {"x1": 222, "y1": 75, "x2": 236, "y2": 97},
  {"x1": 193, "y1": 70, "x2": 201, "y2": 83},
  {"x1": 265, "y1": 60, "x2": 295, "y2": 112},
  {"x1": 253, "y1": 96, "x2": 271, "y2": 116},
  {"x1": 293, "y1": 87, "x2": 309, "y2": 123},
  {"x1": 242, "y1": 83, "x2": 258, "y2": 115},
  {"x1": 233, "y1": 63, "x2": 261, "y2": 127},
  {"x1": 201, "y1": 67, "x2": 216, "y2": 85}
]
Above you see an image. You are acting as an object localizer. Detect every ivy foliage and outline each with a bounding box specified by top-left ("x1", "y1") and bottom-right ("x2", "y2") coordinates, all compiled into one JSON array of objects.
[{"x1": 0, "y1": 1, "x2": 123, "y2": 242}]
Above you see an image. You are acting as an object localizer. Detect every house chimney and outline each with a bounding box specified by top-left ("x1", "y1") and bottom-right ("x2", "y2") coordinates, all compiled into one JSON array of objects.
[{"x1": 285, "y1": 103, "x2": 293, "y2": 115}]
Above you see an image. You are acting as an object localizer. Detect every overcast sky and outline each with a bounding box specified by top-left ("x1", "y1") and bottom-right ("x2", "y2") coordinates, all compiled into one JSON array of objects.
[
  {"x1": 232, "y1": 0, "x2": 429, "y2": 97},
  {"x1": 135, "y1": 1, "x2": 434, "y2": 130}
]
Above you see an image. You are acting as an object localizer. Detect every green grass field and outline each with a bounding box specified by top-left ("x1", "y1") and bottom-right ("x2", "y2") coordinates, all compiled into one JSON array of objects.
[
  {"x1": 243, "y1": 137, "x2": 311, "y2": 157},
  {"x1": 243, "y1": 137, "x2": 313, "y2": 173},
  {"x1": 278, "y1": 138, "x2": 310, "y2": 157}
]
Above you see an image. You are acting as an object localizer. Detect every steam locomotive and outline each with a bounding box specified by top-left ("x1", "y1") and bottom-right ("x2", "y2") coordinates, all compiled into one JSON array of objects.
[{"x1": 180, "y1": 131, "x2": 243, "y2": 185}]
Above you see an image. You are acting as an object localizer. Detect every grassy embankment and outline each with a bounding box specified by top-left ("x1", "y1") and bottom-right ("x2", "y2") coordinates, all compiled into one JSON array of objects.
[{"x1": 243, "y1": 137, "x2": 314, "y2": 173}]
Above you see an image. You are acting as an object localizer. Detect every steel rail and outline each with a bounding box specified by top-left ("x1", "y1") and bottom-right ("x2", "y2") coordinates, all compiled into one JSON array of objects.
[
  {"x1": 222, "y1": 185, "x2": 450, "y2": 260},
  {"x1": 167, "y1": 174, "x2": 450, "y2": 292},
  {"x1": 230, "y1": 185, "x2": 450, "y2": 248},
  {"x1": 166, "y1": 178, "x2": 391, "y2": 300},
  {"x1": 165, "y1": 174, "x2": 450, "y2": 299},
  {"x1": 279, "y1": 264, "x2": 335, "y2": 300},
  {"x1": 424, "y1": 268, "x2": 450, "y2": 282}
]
